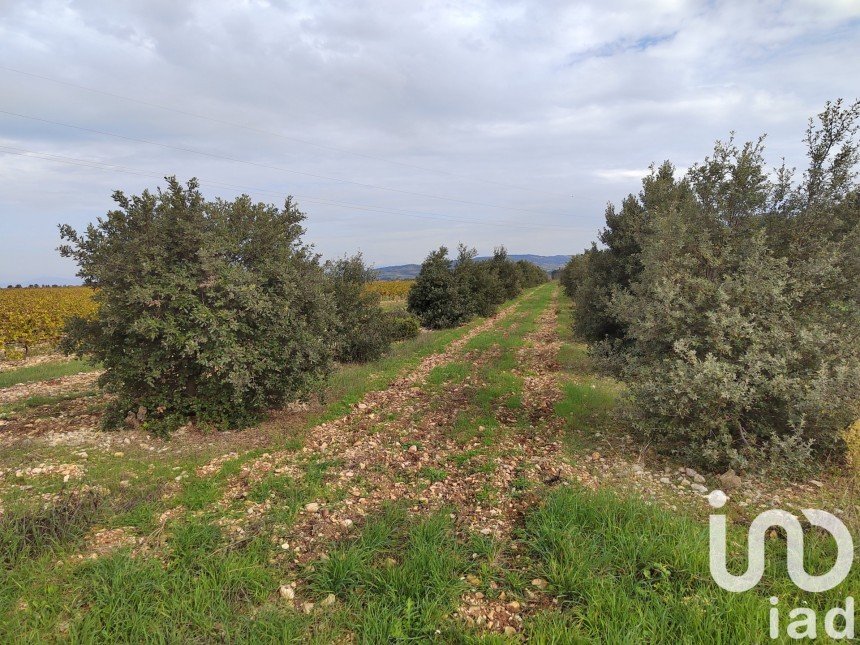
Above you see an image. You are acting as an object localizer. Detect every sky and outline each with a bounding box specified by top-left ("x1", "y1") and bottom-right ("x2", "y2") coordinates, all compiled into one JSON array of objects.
[{"x1": 1, "y1": 0, "x2": 859, "y2": 285}]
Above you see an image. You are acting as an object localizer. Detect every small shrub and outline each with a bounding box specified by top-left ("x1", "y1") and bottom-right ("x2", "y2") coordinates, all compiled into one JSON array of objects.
[
  {"x1": 515, "y1": 259, "x2": 549, "y2": 288},
  {"x1": 407, "y1": 247, "x2": 470, "y2": 329},
  {"x1": 408, "y1": 244, "x2": 530, "y2": 329},
  {"x1": 486, "y1": 246, "x2": 521, "y2": 300},
  {"x1": 382, "y1": 311, "x2": 421, "y2": 341},
  {"x1": 326, "y1": 254, "x2": 392, "y2": 363},
  {"x1": 453, "y1": 245, "x2": 503, "y2": 318}
]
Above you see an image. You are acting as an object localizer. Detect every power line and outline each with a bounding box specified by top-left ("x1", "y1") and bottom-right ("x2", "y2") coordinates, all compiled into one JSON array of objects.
[
  {"x1": 0, "y1": 108, "x2": 571, "y2": 220},
  {"x1": 0, "y1": 145, "x2": 590, "y2": 233},
  {"x1": 0, "y1": 65, "x2": 571, "y2": 199}
]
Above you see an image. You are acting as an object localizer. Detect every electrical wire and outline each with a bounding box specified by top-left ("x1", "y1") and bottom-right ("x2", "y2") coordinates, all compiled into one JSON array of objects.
[
  {"x1": 0, "y1": 65, "x2": 572, "y2": 199},
  {"x1": 0, "y1": 145, "x2": 589, "y2": 233}
]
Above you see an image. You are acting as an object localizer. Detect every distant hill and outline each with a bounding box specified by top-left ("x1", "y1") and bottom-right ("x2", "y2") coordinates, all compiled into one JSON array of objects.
[
  {"x1": 484, "y1": 254, "x2": 572, "y2": 272},
  {"x1": 374, "y1": 264, "x2": 423, "y2": 280},
  {"x1": 374, "y1": 254, "x2": 571, "y2": 280}
]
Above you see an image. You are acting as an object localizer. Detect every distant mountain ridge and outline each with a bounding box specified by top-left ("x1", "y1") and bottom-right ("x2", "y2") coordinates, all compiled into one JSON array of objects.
[{"x1": 374, "y1": 254, "x2": 571, "y2": 280}]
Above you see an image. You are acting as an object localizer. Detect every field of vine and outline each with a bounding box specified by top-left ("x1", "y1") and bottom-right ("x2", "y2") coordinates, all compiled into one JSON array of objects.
[
  {"x1": 365, "y1": 279, "x2": 413, "y2": 299},
  {"x1": 0, "y1": 287, "x2": 96, "y2": 358},
  {"x1": 0, "y1": 283, "x2": 406, "y2": 361},
  {"x1": 0, "y1": 283, "x2": 408, "y2": 359}
]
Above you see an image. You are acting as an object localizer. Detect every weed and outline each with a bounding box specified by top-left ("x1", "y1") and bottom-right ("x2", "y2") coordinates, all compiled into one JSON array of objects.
[
  {"x1": 311, "y1": 508, "x2": 469, "y2": 642},
  {"x1": 0, "y1": 359, "x2": 100, "y2": 389},
  {"x1": 520, "y1": 485, "x2": 859, "y2": 642},
  {"x1": 420, "y1": 466, "x2": 448, "y2": 483},
  {"x1": 0, "y1": 488, "x2": 104, "y2": 566}
]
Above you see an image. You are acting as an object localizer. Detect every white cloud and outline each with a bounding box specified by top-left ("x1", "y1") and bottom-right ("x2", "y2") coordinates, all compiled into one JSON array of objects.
[
  {"x1": 0, "y1": 0, "x2": 858, "y2": 282},
  {"x1": 593, "y1": 168, "x2": 650, "y2": 182}
]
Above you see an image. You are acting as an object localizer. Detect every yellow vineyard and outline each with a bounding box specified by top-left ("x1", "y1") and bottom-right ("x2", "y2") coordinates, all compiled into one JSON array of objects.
[
  {"x1": 0, "y1": 287, "x2": 97, "y2": 358},
  {"x1": 0, "y1": 283, "x2": 409, "y2": 358},
  {"x1": 365, "y1": 280, "x2": 413, "y2": 299}
]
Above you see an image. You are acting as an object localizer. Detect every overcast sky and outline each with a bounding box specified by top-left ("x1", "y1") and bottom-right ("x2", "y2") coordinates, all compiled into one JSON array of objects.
[{"x1": 1, "y1": 0, "x2": 859, "y2": 284}]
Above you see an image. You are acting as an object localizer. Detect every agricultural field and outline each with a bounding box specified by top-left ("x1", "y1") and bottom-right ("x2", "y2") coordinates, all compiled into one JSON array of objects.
[
  {"x1": 0, "y1": 283, "x2": 410, "y2": 362},
  {"x1": 365, "y1": 279, "x2": 413, "y2": 300},
  {"x1": 0, "y1": 287, "x2": 96, "y2": 359},
  {"x1": 1, "y1": 283, "x2": 855, "y2": 642}
]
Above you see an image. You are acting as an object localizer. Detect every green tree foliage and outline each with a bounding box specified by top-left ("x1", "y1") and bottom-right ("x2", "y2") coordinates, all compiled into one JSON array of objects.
[
  {"x1": 381, "y1": 310, "x2": 421, "y2": 341},
  {"x1": 515, "y1": 259, "x2": 549, "y2": 288},
  {"x1": 557, "y1": 253, "x2": 586, "y2": 298},
  {"x1": 578, "y1": 100, "x2": 860, "y2": 472},
  {"x1": 324, "y1": 254, "x2": 393, "y2": 363},
  {"x1": 407, "y1": 247, "x2": 469, "y2": 329},
  {"x1": 408, "y1": 244, "x2": 542, "y2": 329},
  {"x1": 565, "y1": 162, "x2": 687, "y2": 344},
  {"x1": 453, "y1": 245, "x2": 503, "y2": 318},
  {"x1": 486, "y1": 246, "x2": 521, "y2": 300},
  {"x1": 59, "y1": 178, "x2": 338, "y2": 433}
]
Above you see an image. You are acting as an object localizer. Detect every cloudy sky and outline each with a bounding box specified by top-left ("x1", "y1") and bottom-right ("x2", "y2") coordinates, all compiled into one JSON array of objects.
[{"x1": 1, "y1": 0, "x2": 859, "y2": 284}]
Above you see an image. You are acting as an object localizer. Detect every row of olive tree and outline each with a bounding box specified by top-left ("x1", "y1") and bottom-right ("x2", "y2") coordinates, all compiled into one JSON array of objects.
[
  {"x1": 559, "y1": 100, "x2": 860, "y2": 473},
  {"x1": 407, "y1": 245, "x2": 547, "y2": 329},
  {"x1": 59, "y1": 179, "x2": 416, "y2": 434}
]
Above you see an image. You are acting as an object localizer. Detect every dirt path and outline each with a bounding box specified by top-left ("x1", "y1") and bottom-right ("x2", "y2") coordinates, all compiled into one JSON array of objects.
[
  {"x1": 191, "y1": 286, "x2": 590, "y2": 632},
  {"x1": 0, "y1": 370, "x2": 101, "y2": 405},
  {"x1": 206, "y1": 295, "x2": 534, "y2": 535}
]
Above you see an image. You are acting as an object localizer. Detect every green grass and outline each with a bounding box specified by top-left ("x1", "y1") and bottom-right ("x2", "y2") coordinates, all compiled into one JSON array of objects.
[
  {"x1": 552, "y1": 288, "x2": 622, "y2": 448},
  {"x1": 0, "y1": 496, "x2": 325, "y2": 642},
  {"x1": 0, "y1": 488, "x2": 105, "y2": 567},
  {"x1": 67, "y1": 522, "x2": 301, "y2": 642},
  {"x1": 0, "y1": 358, "x2": 100, "y2": 389},
  {"x1": 419, "y1": 466, "x2": 448, "y2": 483},
  {"x1": 426, "y1": 361, "x2": 471, "y2": 387},
  {"x1": 520, "y1": 485, "x2": 859, "y2": 644},
  {"x1": 308, "y1": 506, "x2": 471, "y2": 642},
  {"x1": 0, "y1": 389, "x2": 97, "y2": 419},
  {"x1": 178, "y1": 454, "x2": 247, "y2": 511},
  {"x1": 554, "y1": 381, "x2": 616, "y2": 435}
]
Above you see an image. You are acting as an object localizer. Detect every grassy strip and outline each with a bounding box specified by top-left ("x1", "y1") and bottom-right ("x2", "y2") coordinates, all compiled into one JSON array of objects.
[
  {"x1": 553, "y1": 289, "x2": 622, "y2": 448},
  {"x1": 307, "y1": 506, "x2": 472, "y2": 642},
  {"x1": 3, "y1": 514, "x2": 311, "y2": 643},
  {"x1": 520, "y1": 485, "x2": 858, "y2": 643},
  {"x1": 0, "y1": 390, "x2": 97, "y2": 419},
  {"x1": 0, "y1": 359, "x2": 99, "y2": 389},
  {"x1": 444, "y1": 284, "x2": 554, "y2": 449},
  {"x1": 308, "y1": 299, "x2": 518, "y2": 428}
]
